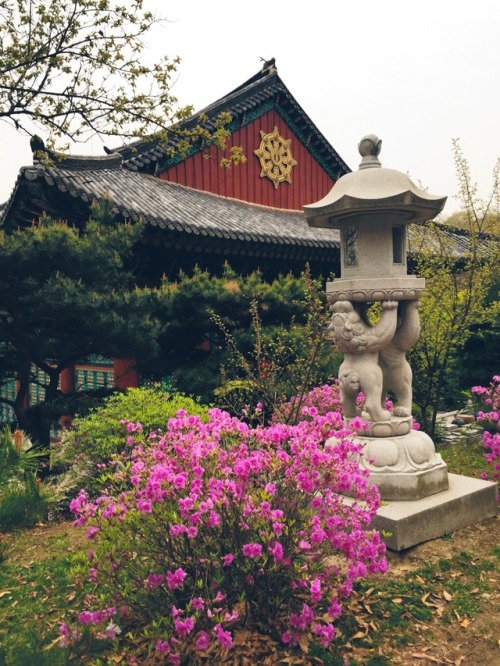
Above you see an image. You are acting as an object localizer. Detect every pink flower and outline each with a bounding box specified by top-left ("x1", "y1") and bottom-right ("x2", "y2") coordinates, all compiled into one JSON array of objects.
[
  {"x1": 311, "y1": 496, "x2": 322, "y2": 508},
  {"x1": 156, "y1": 639, "x2": 170, "y2": 653},
  {"x1": 195, "y1": 631, "x2": 210, "y2": 651},
  {"x1": 224, "y1": 610, "x2": 239, "y2": 622},
  {"x1": 174, "y1": 616, "x2": 194, "y2": 638},
  {"x1": 173, "y1": 473, "x2": 188, "y2": 489},
  {"x1": 214, "y1": 624, "x2": 233, "y2": 649},
  {"x1": 169, "y1": 524, "x2": 186, "y2": 538},
  {"x1": 86, "y1": 526, "x2": 99, "y2": 540},
  {"x1": 242, "y1": 543, "x2": 262, "y2": 558},
  {"x1": 310, "y1": 578, "x2": 322, "y2": 602},
  {"x1": 208, "y1": 510, "x2": 221, "y2": 527},
  {"x1": 222, "y1": 553, "x2": 234, "y2": 566},
  {"x1": 192, "y1": 597, "x2": 204, "y2": 610},
  {"x1": 328, "y1": 598, "x2": 342, "y2": 618},
  {"x1": 189, "y1": 511, "x2": 202, "y2": 526},
  {"x1": 268, "y1": 541, "x2": 284, "y2": 563},
  {"x1": 59, "y1": 623, "x2": 81, "y2": 647},
  {"x1": 146, "y1": 573, "x2": 164, "y2": 589},
  {"x1": 313, "y1": 622, "x2": 335, "y2": 647},
  {"x1": 272, "y1": 521, "x2": 284, "y2": 536},
  {"x1": 166, "y1": 568, "x2": 187, "y2": 591},
  {"x1": 290, "y1": 603, "x2": 315, "y2": 630},
  {"x1": 78, "y1": 610, "x2": 99, "y2": 625},
  {"x1": 137, "y1": 498, "x2": 152, "y2": 514}
]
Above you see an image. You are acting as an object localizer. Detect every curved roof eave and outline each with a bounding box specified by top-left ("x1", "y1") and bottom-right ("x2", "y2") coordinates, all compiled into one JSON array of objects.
[{"x1": 2, "y1": 160, "x2": 341, "y2": 251}]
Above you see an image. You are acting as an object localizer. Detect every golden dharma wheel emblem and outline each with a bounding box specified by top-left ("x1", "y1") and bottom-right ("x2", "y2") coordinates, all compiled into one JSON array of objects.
[{"x1": 254, "y1": 126, "x2": 297, "y2": 189}]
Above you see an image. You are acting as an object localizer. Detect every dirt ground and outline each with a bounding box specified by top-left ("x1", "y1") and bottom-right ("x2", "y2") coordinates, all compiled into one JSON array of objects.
[{"x1": 380, "y1": 514, "x2": 500, "y2": 666}]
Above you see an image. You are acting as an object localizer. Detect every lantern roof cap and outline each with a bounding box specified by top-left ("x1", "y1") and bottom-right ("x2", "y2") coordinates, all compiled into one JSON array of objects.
[{"x1": 304, "y1": 135, "x2": 447, "y2": 228}]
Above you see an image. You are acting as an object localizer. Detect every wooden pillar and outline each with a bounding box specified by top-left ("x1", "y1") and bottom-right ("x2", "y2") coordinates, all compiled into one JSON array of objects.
[
  {"x1": 60, "y1": 366, "x2": 75, "y2": 394},
  {"x1": 16, "y1": 379, "x2": 30, "y2": 410},
  {"x1": 113, "y1": 358, "x2": 140, "y2": 389}
]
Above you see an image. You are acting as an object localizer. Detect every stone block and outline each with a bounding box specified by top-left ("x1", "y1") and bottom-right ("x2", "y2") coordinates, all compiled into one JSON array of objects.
[
  {"x1": 371, "y1": 473, "x2": 498, "y2": 551},
  {"x1": 368, "y1": 460, "x2": 449, "y2": 501}
]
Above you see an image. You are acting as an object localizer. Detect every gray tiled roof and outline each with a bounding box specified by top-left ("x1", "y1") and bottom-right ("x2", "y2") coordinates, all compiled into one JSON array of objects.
[
  {"x1": 4, "y1": 157, "x2": 340, "y2": 250},
  {"x1": 3, "y1": 156, "x2": 495, "y2": 262},
  {"x1": 407, "y1": 220, "x2": 495, "y2": 260}
]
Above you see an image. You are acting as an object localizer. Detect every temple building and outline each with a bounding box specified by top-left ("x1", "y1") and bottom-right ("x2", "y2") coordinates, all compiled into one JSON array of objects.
[
  {"x1": 0, "y1": 60, "x2": 352, "y2": 419},
  {"x1": 1, "y1": 60, "x2": 350, "y2": 281}
]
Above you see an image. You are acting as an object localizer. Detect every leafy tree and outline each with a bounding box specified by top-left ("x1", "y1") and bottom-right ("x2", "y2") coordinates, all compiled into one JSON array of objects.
[
  {"x1": 154, "y1": 266, "x2": 339, "y2": 410},
  {"x1": 0, "y1": 0, "x2": 238, "y2": 159},
  {"x1": 213, "y1": 273, "x2": 338, "y2": 424},
  {"x1": 409, "y1": 139, "x2": 500, "y2": 436},
  {"x1": 0, "y1": 198, "x2": 161, "y2": 444},
  {"x1": 0, "y1": 0, "x2": 181, "y2": 141}
]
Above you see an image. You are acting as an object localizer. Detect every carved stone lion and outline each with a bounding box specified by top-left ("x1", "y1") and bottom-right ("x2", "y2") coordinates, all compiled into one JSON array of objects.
[{"x1": 330, "y1": 300, "x2": 398, "y2": 423}]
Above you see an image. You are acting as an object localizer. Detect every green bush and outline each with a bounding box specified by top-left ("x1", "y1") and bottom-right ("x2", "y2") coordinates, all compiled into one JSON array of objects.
[
  {"x1": 0, "y1": 472, "x2": 53, "y2": 530},
  {"x1": 0, "y1": 427, "x2": 52, "y2": 530},
  {"x1": 55, "y1": 388, "x2": 208, "y2": 498}
]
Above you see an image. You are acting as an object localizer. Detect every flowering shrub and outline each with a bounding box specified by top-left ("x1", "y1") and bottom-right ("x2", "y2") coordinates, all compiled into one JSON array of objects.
[
  {"x1": 472, "y1": 375, "x2": 500, "y2": 482},
  {"x1": 67, "y1": 399, "x2": 386, "y2": 662},
  {"x1": 54, "y1": 388, "x2": 207, "y2": 500},
  {"x1": 272, "y1": 382, "x2": 342, "y2": 424},
  {"x1": 274, "y1": 382, "x2": 420, "y2": 430}
]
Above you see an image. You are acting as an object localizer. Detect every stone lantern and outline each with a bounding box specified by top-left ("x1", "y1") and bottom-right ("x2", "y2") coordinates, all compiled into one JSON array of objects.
[
  {"x1": 305, "y1": 135, "x2": 445, "y2": 301},
  {"x1": 303, "y1": 135, "x2": 498, "y2": 549}
]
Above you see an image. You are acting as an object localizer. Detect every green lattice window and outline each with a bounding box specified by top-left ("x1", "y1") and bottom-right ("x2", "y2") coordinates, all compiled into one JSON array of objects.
[{"x1": 75, "y1": 367, "x2": 114, "y2": 390}]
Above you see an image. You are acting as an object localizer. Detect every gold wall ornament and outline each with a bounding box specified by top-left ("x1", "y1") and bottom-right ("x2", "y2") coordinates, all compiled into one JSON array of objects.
[{"x1": 254, "y1": 126, "x2": 297, "y2": 189}]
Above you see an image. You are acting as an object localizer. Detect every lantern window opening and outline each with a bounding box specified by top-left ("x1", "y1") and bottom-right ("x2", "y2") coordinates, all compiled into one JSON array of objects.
[
  {"x1": 392, "y1": 225, "x2": 405, "y2": 265},
  {"x1": 343, "y1": 226, "x2": 358, "y2": 267}
]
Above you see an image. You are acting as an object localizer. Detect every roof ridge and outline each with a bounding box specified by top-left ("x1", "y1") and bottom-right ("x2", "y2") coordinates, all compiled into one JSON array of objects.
[
  {"x1": 112, "y1": 65, "x2": 284, "y2": 165},
  {"x1": 37, "y1": 153, "x2": 123, "y2": 171},
  {"x1": 111, "y1": 62, "x2": 350, "y2": 180}
]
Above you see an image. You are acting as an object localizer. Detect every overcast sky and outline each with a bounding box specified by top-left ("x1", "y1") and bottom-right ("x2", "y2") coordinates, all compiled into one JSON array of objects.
[{"x1": 1, "y1": 0, "x2": 499, "y2": 215}]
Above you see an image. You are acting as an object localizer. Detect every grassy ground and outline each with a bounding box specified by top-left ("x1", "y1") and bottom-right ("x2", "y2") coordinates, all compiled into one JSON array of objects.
[
  {"x1": 0, "y1": 429, "x2": 497, "y2": 666},
  {"x1": 439, "y1": 436, "x2": 491, "y2": 480}
]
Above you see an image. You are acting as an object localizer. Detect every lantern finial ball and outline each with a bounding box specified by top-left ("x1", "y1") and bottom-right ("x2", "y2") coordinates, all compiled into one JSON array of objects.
[{"x1": 358, "y1": 134, "x2": 382, "y2": 158}]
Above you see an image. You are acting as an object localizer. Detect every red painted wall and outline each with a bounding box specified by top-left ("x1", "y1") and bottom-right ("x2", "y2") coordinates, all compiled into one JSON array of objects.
[
  {"x1": 159, "y1": 110, "x2": 335, "y2": 210},
  {"x1": 114, "y1": 359, "x2": 140, "y2": 389}
]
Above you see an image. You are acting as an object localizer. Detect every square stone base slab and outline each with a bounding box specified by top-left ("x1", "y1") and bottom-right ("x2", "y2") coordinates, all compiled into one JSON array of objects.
[{"x1": 371, "y1": 473, "x2": 498, "y2": 551}]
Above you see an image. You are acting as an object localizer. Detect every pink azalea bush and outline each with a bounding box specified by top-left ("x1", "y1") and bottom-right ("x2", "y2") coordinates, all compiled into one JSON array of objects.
[
  {"x1": 471, "y1": 375, "x2": 500, "y2": 482},
  {"x1": 272, "y1": 383, "x2": 343, "y2": 424},
  {"x1": 67, "y1": 393, "x2": 386, "y2": 662},
  {"x1": 275, "y1": 382, "x2": 420, "y2": 430}
]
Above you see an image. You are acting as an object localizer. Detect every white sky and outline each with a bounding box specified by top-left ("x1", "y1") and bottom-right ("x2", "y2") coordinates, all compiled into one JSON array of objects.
[{"x1": 1, "y1": 0, "x2": 500, "y2": 215}]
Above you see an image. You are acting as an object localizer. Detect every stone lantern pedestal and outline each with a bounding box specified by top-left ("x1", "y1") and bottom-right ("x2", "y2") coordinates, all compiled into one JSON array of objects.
[{"x1": 304, "y1": 136, "x2": 498, "y2": 550}]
